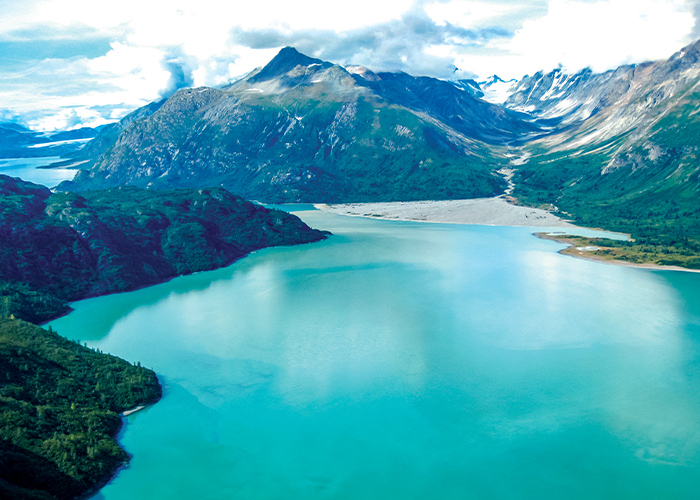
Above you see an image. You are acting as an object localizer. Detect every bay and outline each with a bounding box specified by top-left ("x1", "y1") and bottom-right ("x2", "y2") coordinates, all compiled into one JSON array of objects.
[
  {"x1": 49, "y1": 209, "x2": 700, "y2": 499},
  {"x1": 0, "y1": 156, "x2": 76, "y2": 187}
]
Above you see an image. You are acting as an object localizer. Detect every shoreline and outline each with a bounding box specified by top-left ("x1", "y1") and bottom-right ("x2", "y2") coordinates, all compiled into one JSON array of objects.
[
  {"x1": 121, "y1": 405, "x2": 147, "y2": 417},
  {"x1": 80, "y1": 383, "x2": 162, "y2": 500},
  {"x1": 536, "y1": 233, "x2": 700, "y2": 274},
  {"x1": 316, "y1": 198, "x2": 698, "y2": 274}
]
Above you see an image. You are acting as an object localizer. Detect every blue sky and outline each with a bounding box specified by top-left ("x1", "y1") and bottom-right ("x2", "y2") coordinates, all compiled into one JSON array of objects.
[{"x1": 0, "y1": 0, "x2": 697, "y2": 131}]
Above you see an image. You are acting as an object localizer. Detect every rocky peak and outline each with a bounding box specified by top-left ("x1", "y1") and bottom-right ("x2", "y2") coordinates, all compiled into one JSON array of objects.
[
  {"x1": 249, "y1": 47, "x2": 331, "y2": 83},
  {"x1": 346, "y1": 65, "x2": 381, "y2": 82}
]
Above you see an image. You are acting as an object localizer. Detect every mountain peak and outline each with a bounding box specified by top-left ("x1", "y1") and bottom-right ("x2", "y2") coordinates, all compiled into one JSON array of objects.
[{"x1": 249, "y1": 47, "x2": 328, "y2": 83}]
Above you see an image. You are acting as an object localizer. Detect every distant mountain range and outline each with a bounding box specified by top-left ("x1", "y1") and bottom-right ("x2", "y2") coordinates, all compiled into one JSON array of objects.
[
  {"x1": 0, "y1": 123, "x2": 99, "y2": 159},
  {"x1": 495, "y1": 39, "x2": 700, "y2": 246},
  {"x1": 54, "y1": 41, "x2": 700, "y2": 248}
]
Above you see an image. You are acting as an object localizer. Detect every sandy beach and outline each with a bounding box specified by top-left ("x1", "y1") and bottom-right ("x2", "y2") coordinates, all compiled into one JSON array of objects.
[
  {"x1": 317, "y1": 197, "x2": 575, "y2": 227},
  {"x1": 121, "y1": 405, "x2": 146, "y2": 417}
]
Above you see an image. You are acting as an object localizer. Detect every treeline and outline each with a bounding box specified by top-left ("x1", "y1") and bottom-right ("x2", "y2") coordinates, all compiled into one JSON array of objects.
[
  {"x1": 514, "y1": 144, "x2": 700, "y2": 267},
  {"x1": 0, "y1": 174, "x2": 328, "y2": 499}
]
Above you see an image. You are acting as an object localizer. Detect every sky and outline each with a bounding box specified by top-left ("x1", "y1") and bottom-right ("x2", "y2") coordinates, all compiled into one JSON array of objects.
[{"x1": 0, "y1": 0, "x2": 698, "y2": 131}]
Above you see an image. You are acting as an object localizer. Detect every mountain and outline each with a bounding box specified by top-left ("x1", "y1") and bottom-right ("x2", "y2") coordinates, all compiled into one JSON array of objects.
[
  {"x1": 53, "y1": 43, "x2": 700, "y2": 252},
  {"x1": 60, "y1": 47, "x2": 543, "y2": 202},
  {"x1": 0, "y1": 175, "x2": 327, "y2": 324},
  {"x1": 0, "y1": 123, "x2": 49, "y2": 158},
  {"x1": 59, "y1": 100, "x2": 165, "y2": 169},
  {"x1": 500, "y1": 39, "x2": 700, "y2": 248},
  {"x1": 478, "y1": 75, "x2": 519, "y2": 105},
  {"x1": 0, "y1": 123, "x2": 100, "y2": 159},
  {"x1": 451, "y1": 79, "x2": 484, "y2": 98}
]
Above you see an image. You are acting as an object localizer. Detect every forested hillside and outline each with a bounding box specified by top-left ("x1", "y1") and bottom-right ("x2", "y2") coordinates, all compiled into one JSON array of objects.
[{"x1": 0, "y1": 318, "x2": 161, "y2": 500}]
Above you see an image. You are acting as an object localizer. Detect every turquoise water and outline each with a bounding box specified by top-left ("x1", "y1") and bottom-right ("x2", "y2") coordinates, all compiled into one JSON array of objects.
[
  {"x1": 49, "y1": 210, "x2": 700, "y2": 499},
  {"x1": 0, "y1": 157, "x2": 76, "y2": 187}
]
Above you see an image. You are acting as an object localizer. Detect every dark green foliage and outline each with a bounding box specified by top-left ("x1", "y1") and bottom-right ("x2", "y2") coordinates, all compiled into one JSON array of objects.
[
  {"x1": 0, "y1": 176, "x2": 327, "y2": 323},
  {"x1": 0, "y1": 282, "x2": 69, "y2": 325},
  {"x1": 513, "y1": 133, "x2": 700, "y2": 266},
  {"x1": 0, "y1": 318, "x2": 161, "y2": 500}
]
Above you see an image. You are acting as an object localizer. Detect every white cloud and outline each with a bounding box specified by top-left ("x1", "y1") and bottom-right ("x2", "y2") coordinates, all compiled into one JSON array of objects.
[
  {"x1": 87, "y1": 42, "x2": 171, "y2": 100},
  {"x1": 0, "y1": 0, "x2": 697, "y2": 130},
  {"x1": 424, "y1": 1, "x2": 535, "y2": 29},
  {"x1": 503, "y1": 0, "x2": 695, "y2": 75}
]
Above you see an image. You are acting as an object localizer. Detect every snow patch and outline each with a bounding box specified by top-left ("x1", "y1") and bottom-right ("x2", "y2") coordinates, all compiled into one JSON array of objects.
[{"x1": 479, "y1": 77, "x2": 518, "y2": 104}]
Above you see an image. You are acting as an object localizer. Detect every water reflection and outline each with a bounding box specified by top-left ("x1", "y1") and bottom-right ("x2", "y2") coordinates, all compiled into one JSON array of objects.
[{"x1": 48, "y1": 213, "x2": 700, "y2": 499}]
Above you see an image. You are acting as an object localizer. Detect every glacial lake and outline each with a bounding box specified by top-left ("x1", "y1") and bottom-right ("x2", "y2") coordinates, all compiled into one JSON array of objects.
[
  {"x1": 49, "y1": 208, "x2": 700, "y2": 499},
  {"x1": 0, "y1": 156, "x2": 76, "y2": 187}
]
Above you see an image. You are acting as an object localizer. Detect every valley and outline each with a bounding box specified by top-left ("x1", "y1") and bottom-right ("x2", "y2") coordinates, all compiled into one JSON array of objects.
[
  {"x1": 50, "y1": 41, "x2": 700, "y2": 269},
  {"x1": 2, "y1": 24, "x2": 700, "y2": 500}
]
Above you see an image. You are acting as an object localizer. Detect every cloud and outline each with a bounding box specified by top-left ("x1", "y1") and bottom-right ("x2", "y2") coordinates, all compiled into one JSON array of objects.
[
  {"x1": 691, "y1": 0, "x2": 700, "y2": 38},
  {"x1": 160, "y1": 52, "x2": 195, "y2": 99},
  {"x1": 500, "y1": 0, "x2": 695, "y2": 76},
  {"x1": 228, "y1": 7, "x2": 511, "y2": 79},
  {"x1": 0, "y1": 0, "x2": 697, "y2": 130}
]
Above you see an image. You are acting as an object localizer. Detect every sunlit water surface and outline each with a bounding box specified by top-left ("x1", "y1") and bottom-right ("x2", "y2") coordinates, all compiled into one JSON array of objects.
[
  {"x1": 49, "y1": 209, "x2": 700, "y2": 499},
  {"x1": 0, "y1": 157, "x2": 76, "y2": 187}
]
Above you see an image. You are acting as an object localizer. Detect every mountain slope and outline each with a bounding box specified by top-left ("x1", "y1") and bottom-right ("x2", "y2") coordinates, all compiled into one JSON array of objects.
[
  {"x1": 0, "y1": 175, "x2": 327, "y2": 323},
  {"x1": 61, "y1": 47, "x2": 545, "y2": 202},
  {"x1": 502, "y1": 39, "x2": 700, "y2": 249}
]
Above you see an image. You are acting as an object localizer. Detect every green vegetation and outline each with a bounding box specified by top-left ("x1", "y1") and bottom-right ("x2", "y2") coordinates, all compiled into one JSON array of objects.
[
  {"x1": 0, "y1": 318, "x2": 161, "y2": 500},
  {"x1": 62, "y1": 67, "x2": 509, "y2": 202},
  {"x1": 0, "y1": 175, "x2": 328, "y2": 499},
  {"x1": 536, "y1": 233, "x2": 700, "y2": 269},
  {"x1": 0, "y1": 175, "x2": 328, "y2": 323},
  {"x1": 513, "y1": 134, "x2": 700, "y2": 268}
]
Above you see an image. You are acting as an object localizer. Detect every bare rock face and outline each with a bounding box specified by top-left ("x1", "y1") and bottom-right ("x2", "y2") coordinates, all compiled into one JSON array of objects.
[
  {"x1": 491, "y1": 39, "x2": 700, "y2": 243},
  {"x1": 61, "y1": 48, "x2": 546, "y2": 203}
]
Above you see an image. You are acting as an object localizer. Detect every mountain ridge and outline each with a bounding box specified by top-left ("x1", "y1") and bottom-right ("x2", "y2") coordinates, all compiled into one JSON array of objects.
[
  {"x1": 60, "y1": 46, "x2": 543, "y2": 202},
  {"x1": 56, "y1": 42, "x2": 700, "y2": 254}
]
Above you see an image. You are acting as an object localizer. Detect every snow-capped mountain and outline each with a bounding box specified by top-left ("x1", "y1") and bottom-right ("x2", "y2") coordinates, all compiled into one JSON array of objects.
[
  {"x1": 477, "y1": 75, "x2": 519, "y2": 105},
  {"x1": 496, "y1": 38, "x2": 700, "y2": 243},
  {"x1": 59, "y1": 41, "x2": 700, "y2": 245}
]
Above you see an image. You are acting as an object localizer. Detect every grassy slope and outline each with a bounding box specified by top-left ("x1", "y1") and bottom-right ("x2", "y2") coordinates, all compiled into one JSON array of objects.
[
  {"x1": 536, "y1": 233, "x2": 700, "y2": 269},
  {"x1": 66, "y1": 83, "x2": 508, "y2": 202},
  {"x1": 512, "y1": 86, "x2": 700, "y2": 267}
]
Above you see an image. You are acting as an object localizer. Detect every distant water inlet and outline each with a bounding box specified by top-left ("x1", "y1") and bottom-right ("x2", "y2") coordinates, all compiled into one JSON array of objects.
[
  {"x1": 0, "y1": 157, "x2": 76, "y2": 187},
  {"x1": 49, "y1": 209, "x2": 700, "y2": 500}
]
